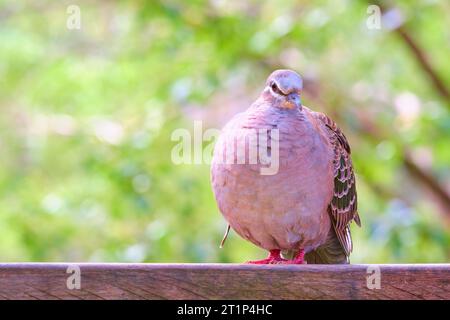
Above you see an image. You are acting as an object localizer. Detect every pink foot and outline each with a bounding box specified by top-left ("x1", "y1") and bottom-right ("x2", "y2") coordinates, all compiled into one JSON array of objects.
[
  {"x1": 280, "y1": 249, "x2": 306, "y2": 264},
  {"x1": 247, "y1": 250, "x2": 286, "y2": 264}
]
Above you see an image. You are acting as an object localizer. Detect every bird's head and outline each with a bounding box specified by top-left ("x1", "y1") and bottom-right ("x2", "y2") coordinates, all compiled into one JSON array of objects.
[{"x1": 262, "y1": 69, "x2": 303, "y2": 110}]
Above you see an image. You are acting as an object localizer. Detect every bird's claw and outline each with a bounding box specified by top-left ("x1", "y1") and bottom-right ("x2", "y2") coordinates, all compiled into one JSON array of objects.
[
  {"x1": 279, "y1": 249, "x2": 306, "y2": 264},
  {"x1": 246, "y1": 249, "x2": 306, "y2": 264},
  {"x1": 245, "y1": 249, "x2": 286, "y2": 264},
  {"x1": 246, "y1": 257, "x2": 286, "y2": 264},
  {"x1": 278, "y1": 259, "x2": 307, "y2": 265}
]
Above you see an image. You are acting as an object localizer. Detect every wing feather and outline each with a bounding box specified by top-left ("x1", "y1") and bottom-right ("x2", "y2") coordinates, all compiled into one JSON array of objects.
[{"x1": 313, "y1": 111, "x2": 361, "y2": 256}]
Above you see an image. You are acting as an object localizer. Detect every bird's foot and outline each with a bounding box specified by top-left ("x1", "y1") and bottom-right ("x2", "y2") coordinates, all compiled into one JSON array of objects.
[
  {"x1": 279, "y1": 249, "x2": 306, "y2": 264},
  {"x1": 246, "y1": 250, "x2": 286, "y2": 264}
]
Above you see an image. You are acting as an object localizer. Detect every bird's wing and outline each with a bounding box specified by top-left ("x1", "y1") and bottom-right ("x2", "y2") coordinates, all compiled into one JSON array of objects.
[{"x1": 312, "y1": 111, "x2": 361, "y2": 256}]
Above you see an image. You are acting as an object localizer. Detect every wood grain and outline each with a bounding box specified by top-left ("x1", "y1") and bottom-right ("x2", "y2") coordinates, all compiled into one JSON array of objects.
[{"x1": 0, "y1": 263, "x2": 448, "y2": 300}]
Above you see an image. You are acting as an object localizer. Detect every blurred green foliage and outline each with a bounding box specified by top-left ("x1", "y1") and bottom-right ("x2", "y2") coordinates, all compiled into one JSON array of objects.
[{"x1": 0, "y1": 0, "x2": 449, "y2": 263}]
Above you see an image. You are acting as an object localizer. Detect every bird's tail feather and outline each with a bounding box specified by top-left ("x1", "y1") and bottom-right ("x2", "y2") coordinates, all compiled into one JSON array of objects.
[{"x1": 304, "y1": 228, "x2": 349, "y2": 264}]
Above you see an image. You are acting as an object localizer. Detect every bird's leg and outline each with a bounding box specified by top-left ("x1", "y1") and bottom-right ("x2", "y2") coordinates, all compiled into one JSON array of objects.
[
  {"x1": 280, "y1": 249, "x2": 306, "y2": 264},
  {"x1": 246, "y1": 249, "x2": 286, "y2": 264}
]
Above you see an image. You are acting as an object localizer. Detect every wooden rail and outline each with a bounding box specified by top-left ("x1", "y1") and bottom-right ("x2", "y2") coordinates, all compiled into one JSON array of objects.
[{"x1": 0, "y1": 263, "x2": 448, "y2": 300}]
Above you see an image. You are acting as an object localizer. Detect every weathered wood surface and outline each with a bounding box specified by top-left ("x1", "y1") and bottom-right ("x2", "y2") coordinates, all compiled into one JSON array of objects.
[{"x1": 0, "y1": 263, "x2": 448, "y2": 300}]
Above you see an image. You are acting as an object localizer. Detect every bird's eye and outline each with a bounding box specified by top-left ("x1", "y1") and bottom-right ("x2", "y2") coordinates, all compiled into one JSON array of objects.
[{"x1": 270, "y1": 81, "x2": 284, "y2": 95}]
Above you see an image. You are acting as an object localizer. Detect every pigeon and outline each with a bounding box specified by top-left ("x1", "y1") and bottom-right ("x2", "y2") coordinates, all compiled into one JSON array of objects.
[{"x1": 211, "y1": 69, "x2": 361, "y2": 264}]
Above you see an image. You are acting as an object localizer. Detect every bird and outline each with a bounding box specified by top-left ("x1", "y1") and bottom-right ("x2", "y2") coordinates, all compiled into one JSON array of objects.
[{"x1": 210, "y1": 69, "x2": 361, "y2": 264}]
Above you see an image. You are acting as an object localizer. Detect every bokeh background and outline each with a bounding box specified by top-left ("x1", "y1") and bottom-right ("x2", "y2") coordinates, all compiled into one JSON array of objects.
[{"x1": 0, "y1": 0, "x2": 449, "y2": 263}]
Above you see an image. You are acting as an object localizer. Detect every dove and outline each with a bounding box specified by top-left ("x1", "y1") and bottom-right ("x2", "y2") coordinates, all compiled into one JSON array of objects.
[{"x1": 211, "y1": 69, "x2": 361, "y2": 264}]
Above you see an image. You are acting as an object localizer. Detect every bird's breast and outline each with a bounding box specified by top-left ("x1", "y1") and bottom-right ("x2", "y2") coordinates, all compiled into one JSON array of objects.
[{"x1": 211, "y1": 107, "x2": 334, "y2": 251}]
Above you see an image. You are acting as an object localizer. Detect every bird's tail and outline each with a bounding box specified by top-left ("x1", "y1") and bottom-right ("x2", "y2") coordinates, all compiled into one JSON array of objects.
[{"x1": 304, "y1": 227, "x2": 349, "y2": 264}]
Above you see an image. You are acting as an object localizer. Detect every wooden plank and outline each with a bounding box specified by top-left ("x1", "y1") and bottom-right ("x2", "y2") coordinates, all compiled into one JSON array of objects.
[{"x1": 0, "y1": 263, "x2": 448, "y2": 300}]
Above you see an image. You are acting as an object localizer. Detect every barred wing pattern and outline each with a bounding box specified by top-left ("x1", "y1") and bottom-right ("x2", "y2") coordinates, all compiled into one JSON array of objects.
[{"x1": 313, "y1": 112, "x2": 361, "y2": 256}]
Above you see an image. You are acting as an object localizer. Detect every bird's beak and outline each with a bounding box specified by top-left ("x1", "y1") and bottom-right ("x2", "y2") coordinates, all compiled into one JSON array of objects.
[{"x1": 283, "y1": 92, "x2": 302, "y2": 109}]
